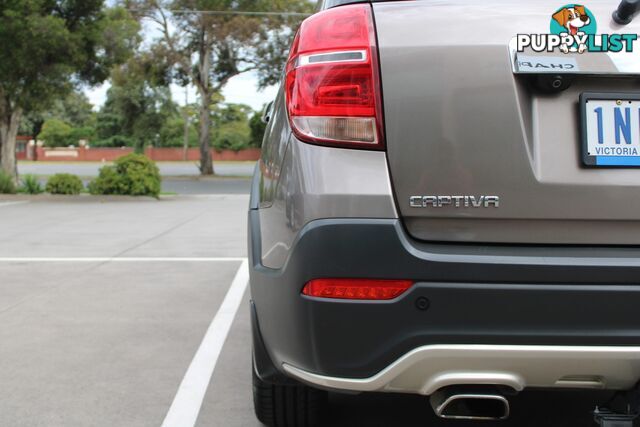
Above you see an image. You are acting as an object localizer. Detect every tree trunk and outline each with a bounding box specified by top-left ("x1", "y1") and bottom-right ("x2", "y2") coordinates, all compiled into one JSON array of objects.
[
  {"x1": 31, "y1": 118, "x2": 44, "y2": 162},
  {"x1": 182, "y1": 94, "x2": 189, "y2": 162},
  {"x1": 195, "y1": 23, "x2": 214, "y2": 176},
  {"x1": 198, "y1": 89, "x2": 214, "y2": 175},
  {"x1": 183, "y1": 116, "x2": 189, "y2": 161},
  {"x1": 0, "y1": 107, "x2": 21, "y2": 182}
]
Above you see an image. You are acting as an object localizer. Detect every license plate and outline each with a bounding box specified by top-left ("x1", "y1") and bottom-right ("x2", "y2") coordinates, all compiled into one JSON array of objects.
[{"x1": 581, "y1": 93, "x2": 640, "y2": 167}]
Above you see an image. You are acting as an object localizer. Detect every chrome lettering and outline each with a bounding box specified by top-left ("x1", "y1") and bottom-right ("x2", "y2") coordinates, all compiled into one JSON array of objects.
[{"x1": 409, "y1": 196, "x2": 500, "y2": 209}]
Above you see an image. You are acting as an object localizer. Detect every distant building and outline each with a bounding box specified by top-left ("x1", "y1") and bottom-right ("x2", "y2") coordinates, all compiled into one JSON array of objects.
[{"x1": 16, "y1": 136, "x2": 33, "y2": 160}]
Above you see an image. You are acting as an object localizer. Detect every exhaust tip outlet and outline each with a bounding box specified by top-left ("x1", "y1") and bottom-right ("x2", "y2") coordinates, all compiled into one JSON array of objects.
[{"x1": 430, "y1": 389, "x2": 510, "y2": 421}]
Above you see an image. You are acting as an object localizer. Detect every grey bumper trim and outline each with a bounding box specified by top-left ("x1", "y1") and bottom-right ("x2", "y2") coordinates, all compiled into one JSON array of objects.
[{"x1": 282, "y1": 344, "x2": 640, "y2": 395}]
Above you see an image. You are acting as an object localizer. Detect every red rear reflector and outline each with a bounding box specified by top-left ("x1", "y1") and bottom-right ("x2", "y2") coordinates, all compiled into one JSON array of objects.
[
  {"x1": 285, "y1": 4, "x2": 384, "y2": 148},
  {"x1": 302, "y1": 279, "x2": 413, "y2": 300}
]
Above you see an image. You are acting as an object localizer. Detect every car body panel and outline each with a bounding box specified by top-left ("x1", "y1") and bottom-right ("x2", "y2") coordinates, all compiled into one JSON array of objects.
[
  {"x1": 257, "y1": 86, "x2": 290, "y2": 209},
  {"x1": 374, "y1": 0, "x2": 640, "y2": 244},
  {"x1": 259, "y1": 137, "x2": 397, "y2": 269}
]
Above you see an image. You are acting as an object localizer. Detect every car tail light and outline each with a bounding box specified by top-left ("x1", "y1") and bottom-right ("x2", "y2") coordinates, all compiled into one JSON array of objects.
[
  {"x1": 302, "y1": 279, "x2": 413, "y2": 300},
  {"x1": 285, "y1": 4, "x2": 385, "y2": 148}
]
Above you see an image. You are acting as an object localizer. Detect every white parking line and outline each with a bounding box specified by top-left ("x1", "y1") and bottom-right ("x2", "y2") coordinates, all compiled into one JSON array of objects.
[
  {"x1": 0, "y1": 257, "x2": 245, "y2": 262},
  {"x1": 161, "y1": 259, "x2": 249, "y2": 427}
]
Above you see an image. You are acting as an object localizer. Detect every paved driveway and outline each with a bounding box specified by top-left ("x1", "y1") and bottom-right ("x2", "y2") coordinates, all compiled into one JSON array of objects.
[
  {"x1": 0, "y1": 195, "x2": 253, "y2": 427},
  {"x1": 0, "y1": 195, "x2": 611, "y2": 427}
]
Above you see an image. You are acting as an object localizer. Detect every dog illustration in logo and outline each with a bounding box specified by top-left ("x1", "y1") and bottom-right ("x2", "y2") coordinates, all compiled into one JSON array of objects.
[{"x1": 552, "y1": 5, "x2": 590, "y2": 53}]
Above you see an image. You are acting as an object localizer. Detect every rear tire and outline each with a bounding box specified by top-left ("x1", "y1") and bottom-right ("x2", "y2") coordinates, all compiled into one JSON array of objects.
[{"x1": 253, "y1": 367, "x2": 327, "y2": 427}]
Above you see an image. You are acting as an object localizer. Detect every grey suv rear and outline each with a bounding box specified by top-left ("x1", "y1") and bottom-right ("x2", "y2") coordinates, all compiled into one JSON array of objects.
[{"x1": 249, "y1": 0, "x2": 640, "y2": 425}]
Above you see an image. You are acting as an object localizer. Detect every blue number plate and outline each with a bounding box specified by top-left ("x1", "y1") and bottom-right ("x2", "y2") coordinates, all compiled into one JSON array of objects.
[{"x1": 581, "y1": 93, "x2": 640, "y2": 167}]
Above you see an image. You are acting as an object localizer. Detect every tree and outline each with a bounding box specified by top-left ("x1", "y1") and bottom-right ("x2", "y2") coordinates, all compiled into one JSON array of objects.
[
  {"x1": 95, "y1": 56, "x2": 178, "y2": 151},
  {"x1": 0, "y1": 3, "x2": 140, "y2": 180},
  {"x1": 39, "y1": 117, "x2": 97, "y2": 148},
  {"x1": 39, "y1": 119, "x2": 73, "y2": 148},
  {"x1": 211, "y1": 103, "x2": 252, "y2": 151},
  {"x1": 249, "y1": 110, "x2": 267, "y2": 148},
  {"x1": 21, "y1": 90, "x2": 96, "y2": 155},
  {"x1": 158, "y1": 116, "x2": 199, "y2": 148},
  {"x1": 131, "y1": 0, "x2": 313, "y2": 175}
]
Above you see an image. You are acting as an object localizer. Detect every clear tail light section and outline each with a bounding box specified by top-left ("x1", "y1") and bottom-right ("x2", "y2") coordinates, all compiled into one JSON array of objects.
[
  {"x1": 285, "y1": 4, "x2": 385, "y2": 149},
  {"x1": 302, "y1": 279, "x2": 413, "y2": 300}
]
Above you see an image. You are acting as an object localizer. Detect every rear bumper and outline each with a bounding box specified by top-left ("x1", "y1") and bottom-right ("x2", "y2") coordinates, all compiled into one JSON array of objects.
[
  {"x1": 248, "y1": 211, "x2": 640, "y2": 392},
  {"x1": 283, "y1": 344, "x2": 640, "y2": 394}
]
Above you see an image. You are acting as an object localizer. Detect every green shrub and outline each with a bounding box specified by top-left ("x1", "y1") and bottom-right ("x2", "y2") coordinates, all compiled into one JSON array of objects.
[
  {"x1": 212, "y1": 122, "x2": 251, "y2": 152},
  {"x1": 69, "y1": 126, "x2": 96, "y2": 143},
  {"x1": 40, "y1": 119, "x2": 74, "y2": 147},
  {"x1": 88, "y1": 153, "x2": 161, "y2": 198},
  {"x1": 158, "y1": 117, "x2": 198, "y2": 148},
  {"x1": 91, "y1": 135, "x2": 133, "y2": 148},
  {"x1": 0, "y1": 171, "x2": 16, "y2": 194},
  {"x1": 87, "y1": 165, "x2": 123, "y2": 195},
  {"x1": 19, "y1": 174, "x2": 44, "y2": 195},
  {"x1": 46, "y1": 174, "x2": 84, "y2": 195},
  {"x1": 249, "y1": 111, "x2": 266, "y2": 148}
]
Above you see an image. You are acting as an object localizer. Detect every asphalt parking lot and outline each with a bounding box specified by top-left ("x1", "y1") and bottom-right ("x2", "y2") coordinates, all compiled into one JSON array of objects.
[{"x1": 0, "y1": 194, "x2": 614, "y2": 427}]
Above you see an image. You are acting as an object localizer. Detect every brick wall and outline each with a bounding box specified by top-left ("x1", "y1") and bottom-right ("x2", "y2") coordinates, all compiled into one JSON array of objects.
[{"x1": 32, "y1": 146, "x2": 261, "y2": 162}]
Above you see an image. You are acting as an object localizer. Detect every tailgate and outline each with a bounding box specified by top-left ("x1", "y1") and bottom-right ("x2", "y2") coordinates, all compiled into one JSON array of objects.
[{"x1": 374, "y1": 0, "x2": 640, "y2": 244}]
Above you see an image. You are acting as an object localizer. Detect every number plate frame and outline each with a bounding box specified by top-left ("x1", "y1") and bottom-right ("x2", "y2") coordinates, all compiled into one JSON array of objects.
[{"x1": 580, "y1": 92, "x2": 640, "y2": 168}]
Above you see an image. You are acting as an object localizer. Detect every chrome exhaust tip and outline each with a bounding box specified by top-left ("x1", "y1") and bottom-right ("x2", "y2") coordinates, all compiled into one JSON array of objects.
[{"x1": 430, "y1": 389, "x2": 510, "y2": 421}]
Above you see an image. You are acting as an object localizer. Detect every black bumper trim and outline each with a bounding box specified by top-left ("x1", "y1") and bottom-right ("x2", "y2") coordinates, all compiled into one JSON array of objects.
[{"x1": 249, "y1": 211, "x2": 640, "y2": 379}]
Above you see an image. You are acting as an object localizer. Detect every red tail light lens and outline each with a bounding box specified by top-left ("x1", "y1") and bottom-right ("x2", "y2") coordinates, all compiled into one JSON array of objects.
[
  {"x1": 285, "y1": 4, "x2": 384, "y2": 148},
  {"x1": 302, "y1": 279, "x2": 413, "y2": 300}
]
